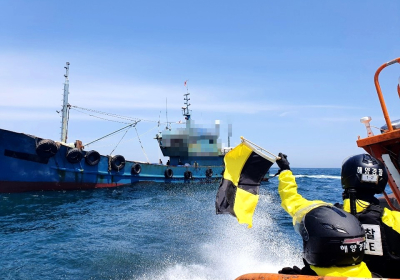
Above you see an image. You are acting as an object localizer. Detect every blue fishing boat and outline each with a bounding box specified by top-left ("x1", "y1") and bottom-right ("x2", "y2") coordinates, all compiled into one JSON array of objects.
[{"x1": 0, "y1": 62, "x2": 263, "y2": 193}]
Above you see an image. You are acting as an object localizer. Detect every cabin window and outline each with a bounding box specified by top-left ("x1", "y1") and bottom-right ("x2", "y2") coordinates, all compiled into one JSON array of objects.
[
  {"x1": 209, "y1": 139, "x2": 214, "y2": 144},
  {"x1": 171, "y1": 139, "x2": 184, "y2": 147}
]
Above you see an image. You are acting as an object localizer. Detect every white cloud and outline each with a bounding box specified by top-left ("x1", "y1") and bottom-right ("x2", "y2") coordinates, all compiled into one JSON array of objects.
[{"x1": 279, "y1": 111, "x2": 293, "y2": 117}]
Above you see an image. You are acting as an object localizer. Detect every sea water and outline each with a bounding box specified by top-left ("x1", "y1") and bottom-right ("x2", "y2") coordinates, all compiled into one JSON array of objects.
[{"x1": 0, "y1": 168, "x2": 343, "y2": 280}]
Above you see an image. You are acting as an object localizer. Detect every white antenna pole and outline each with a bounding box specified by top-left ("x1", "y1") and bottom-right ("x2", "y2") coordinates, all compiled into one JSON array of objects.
[
  {"x1": 228, "y1": 123, "x2": 232, "y2": 147},
  {"x1": 165, "y1": 98, "x2": 169, "y2": 130},
  {"x1": 60, "y1": 62, "x2": 70, "y2": 143}
]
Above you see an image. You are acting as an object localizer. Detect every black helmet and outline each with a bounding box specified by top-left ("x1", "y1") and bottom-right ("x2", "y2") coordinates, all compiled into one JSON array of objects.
[
  {"x1": 300, "y1": 206, "x2": 366, "y2": 267},
  {"x1": 341, "y1": 154, "x2": 388, "y2": 194}
]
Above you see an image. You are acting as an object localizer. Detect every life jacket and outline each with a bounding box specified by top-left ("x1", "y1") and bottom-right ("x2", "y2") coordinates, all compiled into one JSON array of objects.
[
  {"x1": 336, "y1": 200, "x2": 400, "y2": 278},
  {"x1": 280, "y1": 259, "x2": 372, "y2": 278},
  {"x1": 309, "y1": 261, "x2": 371, "y2": 277}
]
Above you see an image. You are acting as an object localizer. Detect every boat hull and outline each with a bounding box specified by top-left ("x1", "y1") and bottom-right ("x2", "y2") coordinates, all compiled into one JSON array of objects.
[{"x1": 0, "y1": 128, "x2": 224, "y2": 193}]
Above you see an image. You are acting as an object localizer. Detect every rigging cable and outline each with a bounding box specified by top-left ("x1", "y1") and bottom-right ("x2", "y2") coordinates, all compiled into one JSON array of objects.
[
  {"x1": 84, "y1": 124, "x2": 159, "y2": 149},
  {"x1": 70, "y1": 107, "x2": 132, "y2": 124},
  {"x1": 70, "y1": 105, "x2": 160, "y2": 123},
  {"x1": 135, "y1": 126, "x2": 150, "y2": 163},
  {"x1": 110, "y1": 126, "x2": 133, "y2": 156},
  {"x1": 85, "y1": 122, "x2": 139, "y2": 147},
  {"x1": 70, "y1": 104, "x2": 182, "y2": 125}
]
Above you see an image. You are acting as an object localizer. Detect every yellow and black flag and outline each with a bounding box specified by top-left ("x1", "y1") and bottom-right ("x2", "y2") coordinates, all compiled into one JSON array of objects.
[{"x1": 215, "y1": 137, "x2": 276, "y2": 228}]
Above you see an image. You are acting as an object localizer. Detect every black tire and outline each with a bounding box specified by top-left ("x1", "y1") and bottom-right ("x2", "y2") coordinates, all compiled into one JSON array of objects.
[
  {"x1": 85, "y1": 150, "x2": 101, "y2": 166},
  {"x1": 184, "y1": 171, "x2": 193, "y2": 180},
  {"x1": 164, "y1": 168, "x2": 173, "y2": 178},
  {"x1": 206, "y1": 168, "x2": 213, "y2": 178},
  {"x1": 111, "y1": 155, "x2": 125, "y2": 171},
  {"x1": 131, "y1": 163, "x2": 141, "y2": 175},
  {"x1": 66, "y1": 148, "x2": 83, "y2": 164},
  {"x1": 36, "y1": 139, "x2": 59, "y2": 158}
]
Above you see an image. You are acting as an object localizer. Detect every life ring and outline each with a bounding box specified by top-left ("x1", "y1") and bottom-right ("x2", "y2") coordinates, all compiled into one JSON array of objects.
[
  {"x1": 164, "y1": 168, "x2": 173, "y2": 178},
  {"x1": 131, "y1": 163, "x2": 141, "y2": 175},
  {"x1": 36, "y1": 139, "x2": 59, "y2": 158},
  {"x1": 66, "y1": 148, "x2": 83, "y2": 164},
  {"x1": 85, "y1": 150, "x2": 100, "y2": 166},
  {"x1": 184, "y1": 171, "x2": 193, "y2": 180},
  {"x1": 206, "y1": 168, "x2": 213, "y2": 178},
  {"x1": 111, "y1": 155, "x2": 126, "y2": 171}
]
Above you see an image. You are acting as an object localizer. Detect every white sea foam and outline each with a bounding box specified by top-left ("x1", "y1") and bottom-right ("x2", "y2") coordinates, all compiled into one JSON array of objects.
[
  {"x1": 294, "y1": 174, "x2": 341, "y2": 180},
  {"x1": 139, "y1": 200, "x2": 301, "y2": 280}
]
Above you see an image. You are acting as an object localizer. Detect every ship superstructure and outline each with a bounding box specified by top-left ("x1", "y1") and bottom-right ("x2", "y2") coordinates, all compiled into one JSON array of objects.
[{"x1": 156, "y1": 91, "x2": 223, "y2": 166}]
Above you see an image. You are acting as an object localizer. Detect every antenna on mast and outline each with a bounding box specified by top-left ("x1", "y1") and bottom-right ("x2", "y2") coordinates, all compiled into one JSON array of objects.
[
  {"x1": 60, "y1": 62, "x2": 70, "y2": 143},
  {"x1": 158, "y1": 111, "x2": 161, "y2": 133},
  {"x1": 182, "y1": 80, "x2": 191, "y2": 120},
  {"x1": 228, "y1": 122, "x2": 232, "y2": 147},
  {"x1": 165, "y1": 98, "x2": 169, "y2": 130}
]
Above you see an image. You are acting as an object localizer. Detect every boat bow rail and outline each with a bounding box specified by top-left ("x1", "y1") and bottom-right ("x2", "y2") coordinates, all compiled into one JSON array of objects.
[
  {"x1": 356, "y1": 57, "x2": 400, "y2": 209},
  {"x1": 235, "y1": 272, "x2": 397, "y2": 280}
]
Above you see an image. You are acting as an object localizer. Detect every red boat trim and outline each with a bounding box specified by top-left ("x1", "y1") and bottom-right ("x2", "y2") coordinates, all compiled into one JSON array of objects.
[{"x1": 0, "y1": 181, "x2": 127, "y2": 193}]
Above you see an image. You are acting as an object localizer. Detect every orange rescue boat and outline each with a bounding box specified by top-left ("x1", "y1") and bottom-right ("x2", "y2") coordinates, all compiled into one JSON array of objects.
[
  {"x1": 357, "y1": 57, "x2": 400, "y2": 211},
  {"x1": 235, "y1": 273, "x2": 397, "y2": 280}
]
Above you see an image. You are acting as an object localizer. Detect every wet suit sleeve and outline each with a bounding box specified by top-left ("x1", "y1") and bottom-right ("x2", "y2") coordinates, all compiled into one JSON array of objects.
[
  {"x1": 382, "y1": 208, "x2": 400, "y2": 234},
  {"x1": 278, "y1": 170, "x2": 327, "y2": 218},
  {"x1": 277, "y1": 172, "x2": 338, "y2": 277}
]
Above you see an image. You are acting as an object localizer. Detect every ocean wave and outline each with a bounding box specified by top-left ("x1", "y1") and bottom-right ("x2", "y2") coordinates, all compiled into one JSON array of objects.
[{"x1": 294, "y1": 175, "x2": 341, "y2": 180}]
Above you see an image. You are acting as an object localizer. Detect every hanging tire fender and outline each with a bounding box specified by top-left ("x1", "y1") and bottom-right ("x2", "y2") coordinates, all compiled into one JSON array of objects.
[
  {"x1": 85, "y1": 150, "x2": 101, "y2": 166},
  {"x1": 184, "y1": 170, "x2": 193, "y2": 179},
  {"x1": 111, "y1": 155, "x2": 126, "y2": 171},
  {"x1": 131, "y1": 163, "x2": 141, "y2": 175},
  {"x1": 66, "y1": 148, "x2": 83, "y2": 164},
  {"x1": 36, "y1": 139, "x2": 59, "y2": 158},
  {"x1": 206, "y1": 168, "x2": 213, "y2": 177},
  {"x1": 164, "y1": 168, "x2": 173, "y2": 178}
]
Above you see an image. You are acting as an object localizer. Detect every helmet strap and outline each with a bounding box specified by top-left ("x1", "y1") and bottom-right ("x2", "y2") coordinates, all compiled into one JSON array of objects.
[
  {"x1": 342, "y1": 190, "x2": 349, "y2": 200},
  {"x1": 348, "y1": 188, "x2": 357, "y2": 215},
  {"x1": 356, "y1": 191, "x2": 379, "y2": 205}
]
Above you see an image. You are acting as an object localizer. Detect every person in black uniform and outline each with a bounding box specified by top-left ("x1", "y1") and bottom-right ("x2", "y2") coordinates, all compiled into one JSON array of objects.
[
  {"x1": 338, "y1": 153, "x2": 400, "y2": 278},
  {"x1": 276, "y1": 154, "x2": 373, "y2": 277}
]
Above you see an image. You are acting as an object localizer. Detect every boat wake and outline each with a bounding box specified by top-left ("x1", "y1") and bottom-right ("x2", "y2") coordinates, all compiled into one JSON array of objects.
[{"x1": 136, "y1": 191, "x2": 302, "y2": 280}]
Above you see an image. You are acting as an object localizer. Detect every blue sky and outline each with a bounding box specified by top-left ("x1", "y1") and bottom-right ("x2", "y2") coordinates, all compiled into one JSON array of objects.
[{"x1": 0, "y1": 1, "x2": 399, "y2": 167}]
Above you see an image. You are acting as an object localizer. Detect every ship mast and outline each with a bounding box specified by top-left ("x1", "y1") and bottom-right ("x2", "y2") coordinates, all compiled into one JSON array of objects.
[
  {"x1": 60, "y1": 62, "x2": 70, "y2": 143},
  {"x1": 182, "y1": 84, "x2": 191, "y2": 120}
]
